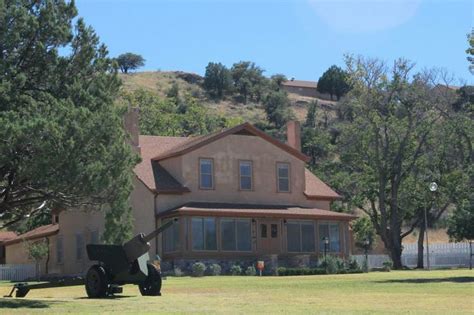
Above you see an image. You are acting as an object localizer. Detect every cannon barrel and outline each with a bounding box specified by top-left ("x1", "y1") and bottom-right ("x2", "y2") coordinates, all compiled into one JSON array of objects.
[{"x1": 122, "y1": 218, "x2": 177, "y2": 263}]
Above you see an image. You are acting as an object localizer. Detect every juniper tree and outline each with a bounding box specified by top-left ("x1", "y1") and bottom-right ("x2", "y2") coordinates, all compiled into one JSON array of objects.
[{"x1": 0, "y1": 0, "x2": 137, "y2": 244}]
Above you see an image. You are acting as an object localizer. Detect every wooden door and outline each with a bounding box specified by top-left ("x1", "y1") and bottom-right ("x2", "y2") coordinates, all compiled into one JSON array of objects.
[{"x1": 258, "y1": 220, "x2": 281, "y2": 254}]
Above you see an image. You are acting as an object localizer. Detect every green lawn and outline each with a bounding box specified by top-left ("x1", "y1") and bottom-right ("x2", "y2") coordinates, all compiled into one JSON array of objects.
[{"x1": 0, "y1": 269, "x2": 473, "y2": 314}]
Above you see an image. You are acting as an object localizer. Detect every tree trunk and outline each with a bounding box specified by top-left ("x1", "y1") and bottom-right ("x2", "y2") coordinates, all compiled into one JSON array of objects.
[
  {"x1": 416, "y1": 226, "x2": 425, "y2": 269},
  {"x1": 389, "y1": 244, "x2": 403, "y2": 269}
]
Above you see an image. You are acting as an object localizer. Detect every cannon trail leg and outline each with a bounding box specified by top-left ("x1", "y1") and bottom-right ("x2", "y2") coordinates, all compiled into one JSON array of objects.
[{"x1": 138, "y1": 263, "x2": 162, "y2": 296}]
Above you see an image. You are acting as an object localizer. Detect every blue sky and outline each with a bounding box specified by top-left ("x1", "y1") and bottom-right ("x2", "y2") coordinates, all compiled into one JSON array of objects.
[{"x1": 76, "y1": 0, "x2": 473, "y2": 84}]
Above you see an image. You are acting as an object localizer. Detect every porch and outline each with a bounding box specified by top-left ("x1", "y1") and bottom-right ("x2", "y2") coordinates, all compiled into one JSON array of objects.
[{"x1": 157, "y1": 203, "x2": 356, "y2": 268}]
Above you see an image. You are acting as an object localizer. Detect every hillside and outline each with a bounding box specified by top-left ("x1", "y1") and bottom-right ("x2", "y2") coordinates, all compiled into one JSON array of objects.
[{"x1": 119, "y1": 71, "x2": 339, "y2": 124}]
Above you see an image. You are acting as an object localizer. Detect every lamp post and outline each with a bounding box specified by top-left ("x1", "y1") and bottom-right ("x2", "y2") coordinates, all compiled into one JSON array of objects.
[
  {"x1": 364, "y1": 238, "x2": 370, "y2": 272},
  {"x1": 426, "y1": 182, "x2": 438, "y2": 270}
]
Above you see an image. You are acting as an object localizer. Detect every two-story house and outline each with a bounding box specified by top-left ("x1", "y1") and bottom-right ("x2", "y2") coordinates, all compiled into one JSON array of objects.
[{"x1": 5, "y1": 112, "x2": 355, "y2": 275}]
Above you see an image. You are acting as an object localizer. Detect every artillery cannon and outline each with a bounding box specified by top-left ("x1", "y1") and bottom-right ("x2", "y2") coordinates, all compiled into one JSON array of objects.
[
  {"x1": 85, "y1": 218, "x2": 176, "y2": 298},
  {"x1": 6, "y1": 219, "x2": 176, "y2": 298}
]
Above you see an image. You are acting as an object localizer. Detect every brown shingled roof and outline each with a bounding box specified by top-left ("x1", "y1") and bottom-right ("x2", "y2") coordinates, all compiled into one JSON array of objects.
[
  {"x1": 0, "y1": 231, "x2": 17, "y2": 242},
  {"x1": 4, "y1": 224, "x2": 59, "y2": 245},
  {"x1": 304, "y1": 169, "x2": 341, "y2": 200},
  {"x1": 134, "y1": 135, "x2": 191, "y2": 193},
  {"x1": 282, "y1": 80, "x2": 318, "y2": 89},
  {"x1": 159, "y1": 202, "x2": 355, "y2": 221}
]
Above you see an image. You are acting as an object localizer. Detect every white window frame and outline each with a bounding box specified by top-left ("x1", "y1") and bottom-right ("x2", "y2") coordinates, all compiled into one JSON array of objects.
[
  {"x1": 276, "y1": 162, "x2": 290, "y2": 192},
  {"x1": 199, "y1": 158, "x2": 214, "y2": 190},
  {"x1": 239, "y1": 160, "x2": 253, "y2": 191}
]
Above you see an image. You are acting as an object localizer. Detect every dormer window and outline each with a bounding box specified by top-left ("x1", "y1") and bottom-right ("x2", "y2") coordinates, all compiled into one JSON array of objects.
[
  {"x1": 276, "y1": 162, "x2": 290, "y2": 192},
  {"x1": 199, "y1": 158, "x2": 214, "y2": 189}
]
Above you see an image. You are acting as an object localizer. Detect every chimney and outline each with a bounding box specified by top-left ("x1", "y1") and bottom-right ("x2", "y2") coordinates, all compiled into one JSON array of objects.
[
  {"x1": 124, "y1": 107, "x2": 141, "y2": 155},
  {"x1": 286, "y1": 121, "x2": 301, "y2": 152}
]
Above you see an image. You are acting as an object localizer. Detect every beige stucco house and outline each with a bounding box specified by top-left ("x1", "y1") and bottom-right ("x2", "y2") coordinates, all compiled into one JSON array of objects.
[{"x1": 5, "y1": 117, "x2": 355, "y2": 275}]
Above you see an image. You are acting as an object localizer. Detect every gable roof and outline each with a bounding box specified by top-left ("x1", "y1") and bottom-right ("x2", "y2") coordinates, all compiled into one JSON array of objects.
[
  {"x1": 4, "y1": 224, "x2": 59, "y2": 245},
  {"x1": 152, "y1": 123, "x2": 310, "y2": 163},
  {"x1": 304, "y1": 169, "x2": 341, "y2": 200},
  {"x1": 282, "y1": 80, "x2": 318, "y2": 89},
  {"x1": 134, "y1": 124, "x2": 339, "y2": 200},
  {"x1": 134, "y1": 135, "x2": 191, "y2": 193}
]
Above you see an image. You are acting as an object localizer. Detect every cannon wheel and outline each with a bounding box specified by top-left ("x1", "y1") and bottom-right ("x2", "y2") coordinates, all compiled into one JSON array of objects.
[
  {"x1": 139, "y1": 263, "x2": 162, "y2": 296},
  {"x1": 85, "y1": 265, "x2": 108, "y2": 298}
]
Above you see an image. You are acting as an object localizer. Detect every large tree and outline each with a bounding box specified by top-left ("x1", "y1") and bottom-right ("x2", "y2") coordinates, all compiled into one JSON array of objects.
[
  {"x1": 0, "y1": 0, "x2": 137, "y2": 244},
  {"x1": 116, "y1": 52, "x2": 145, "y2": 74},
  {"x1": 329, "y1": 56, "x2": 462, "y2": 268},
  {"x1": 317, "y1": 65, "x2": 351, "y2": 101},
  {"x1": 231, "y1": 61, "x2": 266, "y2": 104},
  {"x1": 203, "y1": 62, "x2": 232, "y2": 99}
]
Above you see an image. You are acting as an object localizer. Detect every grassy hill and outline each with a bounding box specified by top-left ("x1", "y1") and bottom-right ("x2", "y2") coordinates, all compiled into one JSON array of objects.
[{"x1": 119, "y1": 71, "x2": 339, "y2": 124}]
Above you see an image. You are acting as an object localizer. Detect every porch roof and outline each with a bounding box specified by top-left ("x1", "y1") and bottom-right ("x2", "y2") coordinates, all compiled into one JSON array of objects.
[{"x1": 158, "y1": 203, "x2": 356, "y2": 221}]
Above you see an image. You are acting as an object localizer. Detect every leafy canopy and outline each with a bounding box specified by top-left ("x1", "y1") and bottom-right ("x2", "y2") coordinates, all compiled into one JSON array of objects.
[
  {"x1": 116, "y1": 52, "x2": 145, "y2": 73},
  {"x1": 0, "y1": 0, "x2": 137, "y2": 244},
  {"x1": 317, "y1": 65, "x2": 350, "y2": 101}
]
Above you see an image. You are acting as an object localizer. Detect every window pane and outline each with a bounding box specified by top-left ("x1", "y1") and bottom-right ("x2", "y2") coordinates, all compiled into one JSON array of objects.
[
  {"x1": 240, "y1": 162, "x2": 251, "y2": 176},
  {"x1": 260, "y1": 224, "x2": 267, "y2": 238},
  {"x1": 236, "y1": 220, "x2": 251, "y2": 251},
  {"x1": 287, "y1": 223, "x2": 301, "y2": 252},
  {"x1": 278, "y1": 164, "x2": 289, "y2": 177},
  {"x1": 329, "y1": 224, "x2": 340, "y2": 252},
  {"x1": 204, "y1": 218, "x2": 217, "y2": 250},
  {"x1": 164, "y1": 219, "x2": 180, "y2": 253},
  {"x1": 201, "y1": 174, "x2": 213, "y2": 189},
  {"x1": 319, "y1": 224, "x2": 329, "y2": 252},
  {"x1": 56, "y1": 237, "x2": 63, "y2": 264},
  {"x1": 240, "y1": 176, "x2": 252, "y2": 190},
  {"x1": 221, "y1": 219, "x2": 236, "y2": 251},
  {"x1": 278, "y1": 178, "x2": 289, "y2": 192},
  {"x1": 301, "y1": 223, "x2": 315, "y2": 252},
  {"x1": 192, "y1": 218, "x2": 204, "y2": 250},
  {"x1": 200, "y1": 159, "x2": 212, "y2": 173},
  {"x1": 271, "y1": 224, "x2": 278, "y2": 238}
]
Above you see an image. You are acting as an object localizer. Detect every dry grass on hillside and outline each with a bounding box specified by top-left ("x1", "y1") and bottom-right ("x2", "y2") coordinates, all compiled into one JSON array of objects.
[{"x1": 119, "y1": 71, "x2": 339, "y2": 124}]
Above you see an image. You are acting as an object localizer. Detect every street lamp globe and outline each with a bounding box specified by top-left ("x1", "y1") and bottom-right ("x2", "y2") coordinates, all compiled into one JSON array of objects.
[{"x1": 429, "y1": 182, "x2": 438, "y2": 192}]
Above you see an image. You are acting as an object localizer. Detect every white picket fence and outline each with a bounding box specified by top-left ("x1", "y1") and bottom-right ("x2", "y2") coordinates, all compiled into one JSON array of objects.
[
  {"x1": 352, "y1": 242, "x2": 472, "y2": 269},
  {"x1": 0, "y1": 264, "x2": 36, "y2": 281}
]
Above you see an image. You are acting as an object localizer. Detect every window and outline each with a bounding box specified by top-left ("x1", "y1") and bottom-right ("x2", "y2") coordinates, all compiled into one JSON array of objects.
[
  {"x1": 221, "y1": 219, "x2": 252, "y2": 251},
  {"x1": 239, "y1": 161, "x2": 252, "y2": 190},
  {"x1": 192, "y1": 217, "x2": 217, "y2": 251},
  {"x1": 56, "y1": 236, "x2": 63, "y2": 264},
  {"x1": 287, "y1": 221, "x2": 315, "y2": 253},
  {"x1": 199, "y1": 158, "x2": 214, "y2": 189},
  {"x1": 75, "y1": 233, "x2": 84, "y2": 260},
  {"x1": 319, "y1": 222, "x2": 340, "y2": 252},
  {"x1": 90, "y1": 230, "x2": 100, "y2": 244},
  {"x1": 277, "y1": 163, "x2": 290, "y2": 192},
  {"x1": 163, "y1": 218, "x2": 180, "y2": 253},
  {"x1": 260, "y1": 224, "x2": 267, "y2": 238},
  {"x1": 271, "y1": 224, "x2": 278, "y2": 238}
]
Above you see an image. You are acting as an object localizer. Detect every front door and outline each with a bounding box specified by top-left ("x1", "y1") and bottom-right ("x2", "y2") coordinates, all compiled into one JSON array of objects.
[{"x1": 257, "y1": 220, "x2": 281, "y2": 254}]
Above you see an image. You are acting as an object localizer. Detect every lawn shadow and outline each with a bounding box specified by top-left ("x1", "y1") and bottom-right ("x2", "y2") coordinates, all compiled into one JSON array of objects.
[
  {"x1": 75, "y1": 295, "x2": 135, "y2": 300},
  {"x1": 377, "y1": 277, "x2": 474, "y2": 284},
  {"x1": 0, "y1": 298, "x2": 58, "y2": 309}
]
